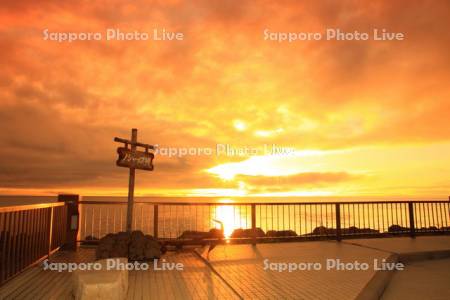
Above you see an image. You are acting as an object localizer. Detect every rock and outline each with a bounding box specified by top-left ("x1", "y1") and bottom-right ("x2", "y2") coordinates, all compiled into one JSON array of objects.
[
  {"x1": 312, "y1": 226, "x2": 336, "y2": 235},
  {"x1": 208, "y1": 228, "x2": 225, "y2": 239},
  {"x1": 266, "y1": 230, "x2": 298, "y2": 237},
  {"x1": 344, "y1": 226, "x2": 358, "y2": 234},
  {"x1": 231, "y1": 229, "x2": 244, "y2": 238},
  {"x1": 144, "y1": 235, "x2": 161, "y2": 259},
  {"x1": 95, "y1": 231, "x2": 163, "y2": 261},
  {"x1": 417, "y1": 226, "x2": 439, "y2": 232},
  {"x1": 129, "y1": 231, "x2": 146, "y2": 261},
  {"x1": 309, "y1": 226, "x2": 379, "y2": 236},
  {"x1": 96, "y1": 234, "x2": 116, "y2": 259},
  {"x1": 144, "y1": 238, "x2": 161, "y2": 259},
  {"x1": 343, "y1": 227, "x2": 379, "y2": 234},
  {"x1": 110, "y1": 232, "x2": 129, "y2": 257},
  {"x1": 116, "y1": 232, "x2": 131, "y2": 244},
  {"x1": 388, "y1": 225, "x2": 408, "y2": 233},
  {"x1": 131, "y1": 230, "x2": 145, "y2": 241},
  {"x1": 72, "y1": 258, "x2": 128, "y2": 300},
  {"x1": 254, "y1": 228, "x2": 266, "y2": 237},
  {"x1": 231, "y1": 228, "x2": 265, "y2": 238},
  {"x1": 178, "y1": 230, "x2": 210, "y2": 240}
]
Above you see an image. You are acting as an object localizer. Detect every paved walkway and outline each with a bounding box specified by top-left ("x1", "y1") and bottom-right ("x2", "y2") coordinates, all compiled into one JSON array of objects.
[
  {"x1": 382, "y1": 258, "x2": 450, "y2": 300},
  {"x1": 202, "y1": 236, "x2": 450, "y2": 299},
  {"x1": 0, "y1": 249, "x2": 238, "y2": 300},
  {"x1": 205, "y1": 241, "x2": 390, "y2": 299},
  {"x1": 1, "y1": 236, "x2": 450, "y2": 299}
]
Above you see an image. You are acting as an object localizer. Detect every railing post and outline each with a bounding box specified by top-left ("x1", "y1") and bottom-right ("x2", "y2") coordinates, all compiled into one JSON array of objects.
[
  {"x1": 58, "y1": 194, "x2": 80, "y2": 250},
  {"x1": 47, "y1": 206, "x2": 54, "y2": 258},
  {"x1": 408, "y1": 202, "x2": 416, "y2": 238},
  {"x1": 335, "y1": 203, "x2": 341, "y2": 241},
  {"x1": 251, "y1": 204, "x2": 256, "y2": 245},
  {"x1": 153, "y1": 205, "x2": 159, "y2": 239}
]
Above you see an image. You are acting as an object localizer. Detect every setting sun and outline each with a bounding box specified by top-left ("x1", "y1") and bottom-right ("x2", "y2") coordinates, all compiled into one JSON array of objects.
[{"x1": 215, "y1": 205, "x2": 240, "y2": 238}]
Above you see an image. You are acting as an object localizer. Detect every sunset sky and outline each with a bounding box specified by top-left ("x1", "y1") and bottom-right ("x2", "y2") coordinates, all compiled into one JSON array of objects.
[{"x1": 0, "y1": 0, "x2": 449, "y2": 198}]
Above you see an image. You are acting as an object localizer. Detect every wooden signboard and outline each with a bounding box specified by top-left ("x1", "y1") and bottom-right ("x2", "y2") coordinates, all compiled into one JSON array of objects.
[{"x1": 116, "y1": 147, "x2": 154, "y2": 171}]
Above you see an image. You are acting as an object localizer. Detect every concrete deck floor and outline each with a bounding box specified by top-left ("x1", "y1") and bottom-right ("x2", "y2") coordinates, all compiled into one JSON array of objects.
[
  {"x1": 205, "y1": 241, "x2": 390, "y2": 299},
  {"x1": 382, "y1": 258, "x2": 450, "y2": 300},
  {"x1": 344, "y1": 235, "x2": 450, "y2": 255},
  {"x1": 0, "y1": 249, "x2": 238, "y2": 300},
  {"x1": 0, "y1": 236, "x2": 449, "y2": 299}
]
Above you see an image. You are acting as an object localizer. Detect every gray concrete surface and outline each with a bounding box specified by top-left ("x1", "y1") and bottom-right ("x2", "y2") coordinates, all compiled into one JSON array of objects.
[{"x1": 382, "y1": 258, "x2": 450, "y2": 300}]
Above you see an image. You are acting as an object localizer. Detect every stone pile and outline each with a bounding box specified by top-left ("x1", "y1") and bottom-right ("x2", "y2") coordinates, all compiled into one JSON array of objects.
[
  {"x1": 266, "y1": 230, "x2": 298, "y2": 237},
  {"x1": 230, "y1": 228, "x2": 266, "y2": 238},
  {"x1": 311, "y1": 226, "x2": 379, "y2": 235},
  {"x1": 96, "y1": 231, "x2": 164, "y2": 260}
]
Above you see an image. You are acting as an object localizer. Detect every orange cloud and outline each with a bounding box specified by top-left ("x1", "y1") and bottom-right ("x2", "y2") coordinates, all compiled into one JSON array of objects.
[
  {"x1": 236, "y1": 172, "x2": 362, "y2": 187},
  {"x1": 0, "y1": 1, "x2": 449, "y2": 197}
]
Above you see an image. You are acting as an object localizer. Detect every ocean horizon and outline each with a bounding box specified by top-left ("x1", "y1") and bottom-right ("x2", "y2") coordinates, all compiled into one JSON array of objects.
[{"x1": 1, "y1": 195, "x2": 448, "y2": 207}]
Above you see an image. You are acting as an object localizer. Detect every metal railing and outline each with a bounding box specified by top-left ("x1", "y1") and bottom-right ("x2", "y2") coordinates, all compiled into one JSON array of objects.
[
  {"x1": 0, "y1": 203, "x2": 67, "y2": 285},
  {"x1": 0, "y1": 199, "x2": 448, "y2": 285},
  {"x1": 78, "y1": 200, "x2": 450, "y2": 242}
]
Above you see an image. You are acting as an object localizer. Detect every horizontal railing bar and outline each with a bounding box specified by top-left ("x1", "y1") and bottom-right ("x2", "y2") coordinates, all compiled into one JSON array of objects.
[
  {"x1": 114, "y1": 137, "x2": 155, "y2": 149},
  {"x1": 78, "y1": 200, "x2": 450, "y2": 206},
  {"x1": 0, "y1": 202, "x2": 65, "y2": 213},
  {"x1": 77, "y1": 229, "x2": 450, "y2": 243}
]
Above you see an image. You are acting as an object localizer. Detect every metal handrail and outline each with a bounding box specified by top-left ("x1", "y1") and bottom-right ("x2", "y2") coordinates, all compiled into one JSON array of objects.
[
  {"x1": 0, "y1": 202, "x2": 67, "y2": 285},
  {"x1": 0, "y1": 202, "x2": 65, "y2": 213},
  {"x1": 79, "y1": 200, "x2": 450, "y2": 205},
  {"x1": 78, "y1": 200, "x2": 450, "y2": 243}
]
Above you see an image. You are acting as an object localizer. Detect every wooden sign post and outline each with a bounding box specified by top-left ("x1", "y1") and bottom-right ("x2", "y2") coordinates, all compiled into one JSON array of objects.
[{"x1": 114, "y1": 128, "x2": 154, "y2": 232}]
